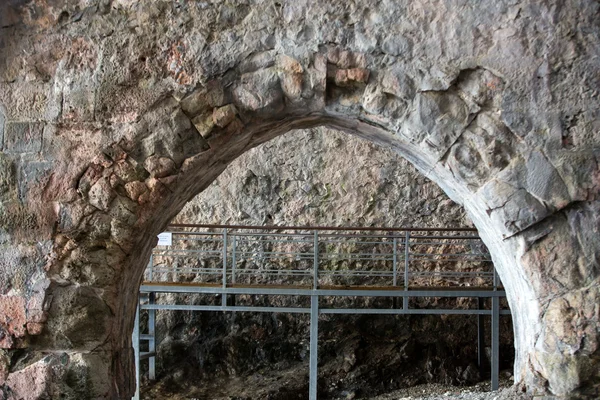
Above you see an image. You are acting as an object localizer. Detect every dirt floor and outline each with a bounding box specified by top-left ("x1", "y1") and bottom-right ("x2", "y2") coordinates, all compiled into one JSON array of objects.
[{"x1": 141, "y1": 364, "x2": 524, "y2": 400}]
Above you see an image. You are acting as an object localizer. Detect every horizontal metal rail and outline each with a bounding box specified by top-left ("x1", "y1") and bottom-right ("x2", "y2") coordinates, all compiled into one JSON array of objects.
[
  {"x1": 140, "y1": 285, "x2": 507, "y2": 298},
  {"x1": 140, "y1": 303, "x2": 511, "y2": 316},
  {"x1": 168, "y1": 223, "x2": 478, "y2": 232}
]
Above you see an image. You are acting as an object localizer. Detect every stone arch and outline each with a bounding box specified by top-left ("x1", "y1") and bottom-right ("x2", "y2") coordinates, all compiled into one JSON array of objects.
[{"x1": 0, "y1": 1, "x2": 598, "y2": 399}]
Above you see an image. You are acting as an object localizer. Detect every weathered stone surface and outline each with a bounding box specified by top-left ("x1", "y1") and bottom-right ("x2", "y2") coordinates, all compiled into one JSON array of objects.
[
  {"x1": 4, "y1": 356, "x2": 61, "y2": 400},
  {"x1": 0, "y1": 106, "x2": 4, "y2": 152},
  {"x1": 124, "y1": 181, "x2": 147, "y2": 202},
  {"x1": 191, "y1": 111, "x2": 215, "y2": 139},
  {"x1": 3, "y1": 352, "x2": 112, "y2": 400},
  {"x1": 87, "y1": 177, "x2": 115, "y2": 211},
  {"x1": 278, "y1": 56, "x2": 304, "y2": 101},
  {"x1": 233, "y1": 69, "x2": 284, "y2": 115},
  {"x1": 176, "y1": 128, "x2": 468, "y2": 228},
  {"x1": 180, "y1": 89, "x2": 210, "y2": 117},
  {"x1": 334, "y1": 68, "x2": 370, "y2": 86},
  {"x1": 362, "y1": 83, "x2": 387, "y2": 115},
  {"x1": 143, "y1": 155, "x2": 176, "y2": 179},
  {"x1": 41, "y1": 285, "x2": 112, "y2": 350},
  {"x1": 0, "y1": 349, "x2": 8, "y2": 386},
  {"x1": 0, "y1": 296, "x2": 26, "y2": 348},
  {"x1": 0, "y1": 0, "x2": 598, "y2": 398},
  {"x1": 212, "y1": 104, "x2": 237, "y2": 128},
  {"x1": 3, "y1": 122, "x2": 43, "y2": 154}
]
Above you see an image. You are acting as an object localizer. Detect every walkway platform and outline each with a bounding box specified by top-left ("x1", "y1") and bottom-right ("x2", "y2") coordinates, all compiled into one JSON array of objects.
[{"x1": 133, "y1": 224, "x2": 511, "y2": 400}]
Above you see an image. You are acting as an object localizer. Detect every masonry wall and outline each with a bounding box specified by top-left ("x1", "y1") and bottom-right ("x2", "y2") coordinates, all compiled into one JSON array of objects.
[{"x1": 0, "y1": 1, "x2": 598, "y2": 398}]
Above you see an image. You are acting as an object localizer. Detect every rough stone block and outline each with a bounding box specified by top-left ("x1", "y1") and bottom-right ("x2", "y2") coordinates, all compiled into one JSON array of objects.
[
  {"x1": 88, "y1": 178, "x2": 115, "y2": 211},
  {"x1": 361, "y1": 83, "x2": 386, "y2": 114},
  {"x1": 180, "y1": 89, "x2": 209, "y2": 116},
  {"x1": 192, "y1": 112, "x2": 215, "y2": 138},
  {"x1": 233, "y1": 68, "x2": 283, "y2": 115},
  {"x1": 523, "y1": 150, "x2": 571, "y2": 209},
  {"x1": 4, "y1": 122, "x2": 43, "y2": 153},
  {"x1": 334, "y1": 68, "x2": 369, "y2": 87},
  {"x1": 239, "y1": 50, "x2": 277, "y2": 74},
  {"x1": 124, "y1": 181, "x2": 148, "y2": 202},
  {"x1": 480, "y1": 178, "x2": 549, "y2": 236},
  {"x1": 0, "y1": 295, "x2": 27, "y2": 348},
  {"x1": 169, "y1": 108, "x2": 192, "y2": 133},
  {"x1": 205, "y1": 80, "x2": 226, "y2": 108},
  {"x1": 278, "y1": 55, "x2": 303, "y2": 74},
  {"x1": 280, "y1": 72, "x2": 303, "y2": 101},
  {"x1": 0, "y1": 154, "x2": 15, "y2": 197},
  {"x1": 18, "y1": 161, "x2": 52, "y2": 203},
  {"x1": 5, "y1": 355, "x2": 59, "y2": 398},
  {"x1": 212, "y1": 104, "x2": 237, "y2": 128},
  {"x1": 0, "y1": 349, "x2": 8, "y2": 385},
  {"x1": 144, "y1": 155, "x2": 176, "y2": 178},
  {"x1": 381, "y1": 67, "x2": 415, "y2": 100},
  {"x1": 60, "y1": 79, "x2": 96, "y2": 122},
  {"x1": 347, "y1": 68, "x2": 369, "y2": 83},
  {"x1": 43, "y1": 285, "x2": 112, "y2": 350}
]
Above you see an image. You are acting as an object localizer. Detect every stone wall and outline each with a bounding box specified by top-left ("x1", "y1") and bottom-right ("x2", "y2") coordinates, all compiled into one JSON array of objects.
[
  {"x1": 174, "y1": 127, "x2": 468, "y2": 228},
  {"x1": 0, "y1": 1, "x2": 598, "y2": 398}
]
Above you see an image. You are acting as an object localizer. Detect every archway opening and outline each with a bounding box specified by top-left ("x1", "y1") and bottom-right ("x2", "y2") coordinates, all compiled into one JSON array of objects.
[{"x1": 135, "y1": 127, "x2": 515, "y2": 399}]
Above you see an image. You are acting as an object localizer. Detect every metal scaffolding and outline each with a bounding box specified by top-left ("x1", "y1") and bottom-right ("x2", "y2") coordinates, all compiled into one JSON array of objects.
[{"x1": 132, "y1": 224, "x2": 511, "y2": 400}]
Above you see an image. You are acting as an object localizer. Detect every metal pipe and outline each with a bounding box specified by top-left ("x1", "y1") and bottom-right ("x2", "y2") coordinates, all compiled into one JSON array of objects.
[
  {"x1": 141, "y1": 304, "x2": 311, "y2": 313},
  {"x1": 140, "y1": 285, "x2": 508, "y2": 298},
  {"x1": 477, "y1": 297, "x2": 485, "y2": 376},
  {"x1": 491, "y1": 295, "x2": 500, "y2": 390},
  {"x1": 132, "y1": 298, "x2": 140, "y2": 400},
  {"x1": 309, "y1": 295, "x2": 319, "y2": 400},
  {"x1": 148, "y1": 292, "x2": 156, "y2": 381},
  {"x1": 168, "y1": 223, "x2": 478, "y2": 232},
  {"x1": 222, "y1": 229, "x2": 228, "y2": 307},
  {"x1": 404, "y1": 231, "x2": 410, "y2": 310},
  {"x1": 313, "y1": 231, "x2": 319, "y2": 290},
  {"x1": 321, "y1": 308, "x2": 498, "y2": 315},
  {"x1": 140, "y1": 303, "x2": 511, "y2": 316},
  {"x1": 232, "y1": 235, "x2": 237, "y2": 284}
]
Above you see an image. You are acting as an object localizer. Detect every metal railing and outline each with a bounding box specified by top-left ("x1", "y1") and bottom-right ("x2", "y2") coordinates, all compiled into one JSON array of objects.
[
  {"x1": 134, "y1": 224, "x2": 508, "y2": 400},
  {"x1": 145, "y1": 224, "x2": 496, "y2": 289}
]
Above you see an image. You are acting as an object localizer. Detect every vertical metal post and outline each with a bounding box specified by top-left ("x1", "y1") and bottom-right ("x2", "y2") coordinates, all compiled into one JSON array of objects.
[
  {"x1": 309, "y1": 295, "x2": 319, "y2": 400},
  {"x1": 132, "y1": 298, "x2": 140, "y2": 400},
  {"x1": 403, "y1": 231, "x2": 410, "y2": 310},
  {"x1": 392, "y1": 236, "x2": 398, "y2": 309},
  {"x1": 230, "y1": 234, "x2": 237, "y2": 307},
  {"x1": 313, "y1": 231, "x2": 319, "y2": 290},
  {"x1": 222, "y1": 228, "x2": 228, "y2": 307},
  {"x1": 491, "y1": 265, "x2": 499, "y2": 389},
  {"x1": 148, "y1": 292, "x2": 156, "y2": 381},
  {"x1": 491, "y1": 295, "x2": 500, "y2": 390},
  {"x1": 232, "y1": 235, "x2": 237, "y2": 284},
  {"x1": 477, "y1": 297, "x2": 485, "y2": 376},
  {"x1": 392, "y1": 237, "x2": 398, "y2": 286}
]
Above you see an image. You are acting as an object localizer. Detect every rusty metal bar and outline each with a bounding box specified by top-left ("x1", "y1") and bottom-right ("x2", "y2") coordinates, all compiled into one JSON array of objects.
[{"x1": 168, "y1": 223, "x2": 477, "y2": 232}]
